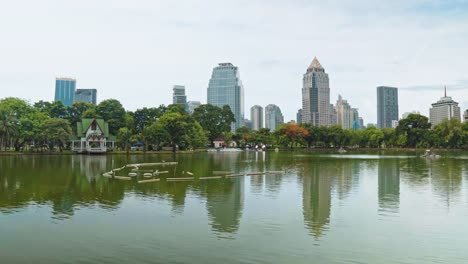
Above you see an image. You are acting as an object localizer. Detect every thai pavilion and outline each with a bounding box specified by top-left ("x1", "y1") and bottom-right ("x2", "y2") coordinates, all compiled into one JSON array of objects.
[{"x1": 71, "y1": 119, "x2": 116, "y2": 153}]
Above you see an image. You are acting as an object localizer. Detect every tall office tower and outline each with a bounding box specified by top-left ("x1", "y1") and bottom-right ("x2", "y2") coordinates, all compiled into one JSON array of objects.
[
  {"x1": 329, "y1": 104, "x2": 337, "y2": 126},
  {"x1": 429, "y1": 87, "x2": 461, "y2": 127},
  {"x1": 207, "y1": 63, "x2": 244, "y2": 131},
  {"x1": 250, "y1": 105, "x2": 264, "y2": 131},
  {"x1": 335, "y1": 95, "x2": 352, "y2": 129},
  {"x1": 55, "y1": 77, "x2": 76, "y2": 107},
  {"x1": 243, "y1": 119, "x2": 253, "y2": 130},
  {"x1": 265, "y1": 104, "x2": 284, "y2": 131},
  {"x1": 464, "y1": 110, "x2": 468, "y2": 123},
  {"x1": 358, "y1": 117, "x2": 364, "y2": 129},
  {"x1": 301, "y1": 57, "x2": 330, "y2": 126},
  {"x1": 377, "y1": 86, "x2": 399, "y2": 129},
  {"x1": 296, "y1": 109, "x2": 302, "y2": 125},
  {"x1": 74, "y1": 89, "x2": 97, "y2": 105},
  {"x1": 187, "y1": 101, "x2": 201, "y2": 114},
  {"x1": 173, "y1": 85, "x2": 187, "y2": 106},
  {"x1": 351, "y1": 108, "x2": 360, "y2": 130}
]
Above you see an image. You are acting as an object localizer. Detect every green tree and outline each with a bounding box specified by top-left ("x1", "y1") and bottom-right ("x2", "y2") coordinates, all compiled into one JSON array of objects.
[
  {"x1": 117, "y1": 127, "x2": 134, "y2": 153},
  {"x1": 0, "y1": 109, "x2": 18, "y2": 151},
  {"x1": 132, "y1": 107, "x2": 164, "y2": 133},
  {"x1": 96, "y1": 99, "x2": 126, "y2": 135},
  {"x1": 192, "y1": 104, "x2": 235, "y2": 146},
  {"x1": 67, "y1": 102, "x2": 96, "y2": 133},
  {"x1": 42, "y1": 118, "x2": 72, "y2": 152},
  {"x1": 396, "y1": 114, "x2": 431, "y2": 148},
  {"x1": 157, "y1": 112, "x2": 207, "y2": 151}
]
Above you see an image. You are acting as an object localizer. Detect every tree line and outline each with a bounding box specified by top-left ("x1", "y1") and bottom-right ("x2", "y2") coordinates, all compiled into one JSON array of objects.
[{"x1": 1, "y1": 97, "x2": 468, "y2": 152}]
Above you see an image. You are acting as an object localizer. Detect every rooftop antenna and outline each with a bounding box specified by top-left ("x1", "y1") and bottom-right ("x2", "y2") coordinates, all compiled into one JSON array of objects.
[{"x1": 444, "y1": 86, "x2": 447, "y2": 97}]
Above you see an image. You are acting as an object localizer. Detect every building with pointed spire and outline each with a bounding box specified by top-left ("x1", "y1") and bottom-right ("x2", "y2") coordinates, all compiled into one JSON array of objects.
[
  {"x1": 429, "y1": 87, "x2": 461, "y2": 127},
  {"x1": 301, "y1": 57, "x2": 330, "y2": 126}
]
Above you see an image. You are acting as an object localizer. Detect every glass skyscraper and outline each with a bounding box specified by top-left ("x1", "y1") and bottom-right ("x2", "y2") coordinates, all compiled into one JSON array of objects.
[
  {"x1": 55, "y1": 77, "x2": 76, "y2": 107},
  {"x1": 207, "y1": 63, "x2": 244, "y2": 131},
  {"x1": 265, "y1": 104, "x2": 284, "y2": 131},
  {"x1": 377, "y1": 86, "x2": 399, "y2": 129},
  {"x1": 74, "y1": 89, "x2": 97, "y2": 105},
  {"x1": 173, "y1": 85, "x2": 187, "y2": 105}
]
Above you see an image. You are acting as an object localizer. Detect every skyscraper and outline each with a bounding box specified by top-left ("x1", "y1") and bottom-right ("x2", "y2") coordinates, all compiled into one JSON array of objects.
[
  {"x1": 351, "y1": 108, "x2": 360, "y2": 130},
  {"x1": 173, "y1": 85, "x2": 187, "y2": 107},
  {"x1": 187, "y1": 101, "x2": 201, "y2": 114},
  {"x1": 377, "y1": 86, "x2": 399, "y2": 129},
  {"x1": 335, "y1": 95, "x2": 352, "y2": 129},
  {"x1": 74, "y1": 89, "x2": 97, "y2": 105},
  {"x1": 265, "y1": 104, "x2": 284, "y2": 131},
  {"x1": 250, "y1": 105, "x2": 263, "y2": 131},
  {"x1": 429, "y1": 87, "x2": 461, "y2": 127},
  {"x1": 464, "y1": 110, "x2": 468, "y2": 123},
  {"x1": 55, "y1": 77, "x2": 76, "y2": 107},
  {"x1": 207, "y1": 63, "x2": 244, "y2": 131},
  {"x1": 296, "y1": 109, "x2": 302, "y2": 125},
  {"x1": 329, "y1": 104, "x2": 337, "y2": 126},
  {"x1": 301, "y1": 57, "x2": 330, "y2": 126}
]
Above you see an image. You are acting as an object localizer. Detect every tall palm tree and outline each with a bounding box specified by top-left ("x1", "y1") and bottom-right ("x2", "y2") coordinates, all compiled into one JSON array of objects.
[{"x1": 0, "y1": 110, "x2": 18, "y2": 151}]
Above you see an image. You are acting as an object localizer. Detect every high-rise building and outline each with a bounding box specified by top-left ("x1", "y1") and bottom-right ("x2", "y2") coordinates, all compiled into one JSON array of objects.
[
  {"x1": 55, "y1": 77, "x2": 76, "y2": 107},
  {"x1": 250, "y1": 105, "x2": 263, "y2": 131},
  {"x1": 301, "y1": 57, "x2": 330, "y2": 126},
  {"x1": 351, "y1": 108, "x2": 360, "y2": 130},
  {"x1": 265, "y1": 104, "x2": 284, "y2": 131},
  {"x1": 335, "y1": 95, "x2": 352, "y2": 129},
  {"x1": 296, "y1": 109, "x2": 302, "y2": 125},
  {"x1": 429, "y1": 87, "x2": 461, "y2": 127},
  {"x1": 187, "y1": 101, "x2": 201, "y2": 114},
  {"x1": 207, "y1": 63, "x2": 244, "y2": 131},
  {"x1": 74, "y1": 89, "x2": 97, "y2": 105},
  {"x1": 173, "y1": 85, "x2": 187, "y2": 106},
  {"x1": 329, "y1": 104, "x2": 337, "y2": 126},
  {"x1": 464, "y1": 110, "x2": 468, "y2": 123},
  {"x1": 243, "y1": 119, "x2": 253, "y2": 130},
  {"x1": 377, "y1": 86, "x2": 399, "y2": 129},
  {"x1": 358, "y1": 117, "x2": 364, "y2": 129}
]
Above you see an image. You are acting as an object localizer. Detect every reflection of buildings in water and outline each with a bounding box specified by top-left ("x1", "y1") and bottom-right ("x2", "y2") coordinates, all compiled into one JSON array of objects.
[
  {"x1": 302, "y1": 162, "x2": 332, "y2": 238},
  {"x1": 250, "y1": 175, "x2": 264, "y2": 193},
  {"x1": 430, "y1": 159, "x2": 462, "y2": 208},
  {"x1": 72, "y1": 155, "x2": 109, "y2": 182},
  {"x1": 378, "y1": 159, "x2": 400, "y2": 210},
  {"x1": 265, "y1": 174, "x2": 282, "y2": 194},
  {"x1": 333, "y1": 160, "x2": 359, "y2": 200},
  {"x1": 206, "y1": 178, "x2": 244, "y2": 235}
]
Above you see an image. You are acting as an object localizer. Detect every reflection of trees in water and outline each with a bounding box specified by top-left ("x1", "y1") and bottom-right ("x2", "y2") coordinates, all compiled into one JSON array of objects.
[
  {"x1": 300, "y1": 158, "x2": 361, "y2": 238},
  {"x1": 378, "y1": 159, "x2": 400, "y2": 211}
]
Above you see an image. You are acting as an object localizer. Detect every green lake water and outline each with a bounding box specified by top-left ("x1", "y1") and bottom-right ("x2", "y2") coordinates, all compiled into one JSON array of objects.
[{"x1": 1, "y1": 151, "x2": 468, "y2": 263}]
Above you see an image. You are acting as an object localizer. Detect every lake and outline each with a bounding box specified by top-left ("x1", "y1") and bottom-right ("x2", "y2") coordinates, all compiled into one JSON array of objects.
[{"x1": 1, "y1": 151, "x2": 468, "y2": 263}]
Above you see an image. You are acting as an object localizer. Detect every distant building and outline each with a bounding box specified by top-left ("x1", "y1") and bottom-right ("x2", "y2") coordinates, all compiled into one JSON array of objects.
[
  {"x1": 55, "y1": 77, "x2": 76, "y2": 107},
  {"x1": 207, "y1": 63, "x2": 244, "y2": 131},
  {"x1": 329, "y1": 104, "x2": 337, "y2": 126},
  {"x1": 187, "y1": 101, "x2": 201, "y2": 114},
  {"x1": 250, "y1": 105, "x2": 264, "y2": 131},
  {"x1": 301, "y1": 57, "x2": 330, "y2": 126},
  {"x1": 74, "y1": 89, "x2": 97, "y2": 105},
  {"x1": 358, "y1": 117, "x2": 364, "y2": 129},
  {"x1": 377, "y1": 86, "x2": 399, "y2": 129},
  {"x1": 429, "y1": 87, "x2": 461, "y2": 127},
  {"x1": 402, "y1": 111, "x2": 420, "y2": 119},
  {"x1": 173, "y1": 85, "x2": 187, "y2": 107},
  {"x1": 464, "y1": 110, "x2": 468, "y2": 123},
  {"x1": 265, "y1": 104, "x2": 284, "y2": 131},
  {"x1": 336, "y1": 95, "x2": 352, "y2": 129},
  {"x1": 351, "y1": 108, "x2": 360, "y2": 130},
  {"x1": 391, "y1": 120, "x2": 399, "y2": 128},
  {"x1": 296, "y1": 109, "x2": 302, "y2": 125},
  {"x1": 243, "y1": 119, "x2": 253, "y2": 130}
]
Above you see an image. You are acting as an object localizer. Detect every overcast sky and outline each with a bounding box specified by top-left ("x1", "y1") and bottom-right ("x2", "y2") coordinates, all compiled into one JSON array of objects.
[{"x1": 1, "y1": 0, "x2": 467, "y2": 123}]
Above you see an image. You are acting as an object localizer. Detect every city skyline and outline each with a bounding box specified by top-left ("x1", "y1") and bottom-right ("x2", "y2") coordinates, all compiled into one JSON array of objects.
[{"x1": 1, "y1": 1, "x2": 468, "y2": 123}]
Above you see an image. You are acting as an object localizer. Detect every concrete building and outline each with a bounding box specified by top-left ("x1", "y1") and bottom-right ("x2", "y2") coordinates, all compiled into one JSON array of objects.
[
  {"x1": 335, "y1": 95, "x2": 352, "y2": 129},
  {"x1": 55, "y1": 77, "x2": 76, "y2": 107},
  {"x1": 464, "y1": 110, "x2": 468, "y2": 123},
  {"x1": 250, "y1": 105, "x2": 263, "y2": 131},
  {"x1": 296, "y1": 109, "x2": 302, "y2": 125},
  {"x1": 173, "y1": 85, "x2": 187, "y2": 107},
  {"x1": 74, "y1": 89, "x2": 97, "y2": 105},
  {"x1": 377, "y1": 86, "x2": 399, "y2": 129},
  {"x1": 358, "y1": 117, "x2": 364, "y2": 129},
  {"x1": 265, "y1": 104, "x2": 284, "y2": 131},
  {"x1": 207, "y1": 63, "x2": 244, "y2": 131},
  {"x1": 329, "y1": 104, "x2": 337, "y2": 126},
  {"x1": 187, "y1": 101, "x2": 201, "y2": 114},
  {"x1": 301, "y1": 57, "x2": 330, "y2": 126},
  {"x1": 429, "y1": 87, "x2": 461, "y2": 127},
  {"x1": 243, "y1": 119, "x2": 253, "y2": 130},
  {"x1": 391, "y1": 120, "x2": 399, "y2": 128}
]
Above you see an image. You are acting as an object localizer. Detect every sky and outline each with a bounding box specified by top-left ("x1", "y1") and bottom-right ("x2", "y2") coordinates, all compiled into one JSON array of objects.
[{"x1": 0, "y1": 0, "x2": 467, "y2": 124}]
